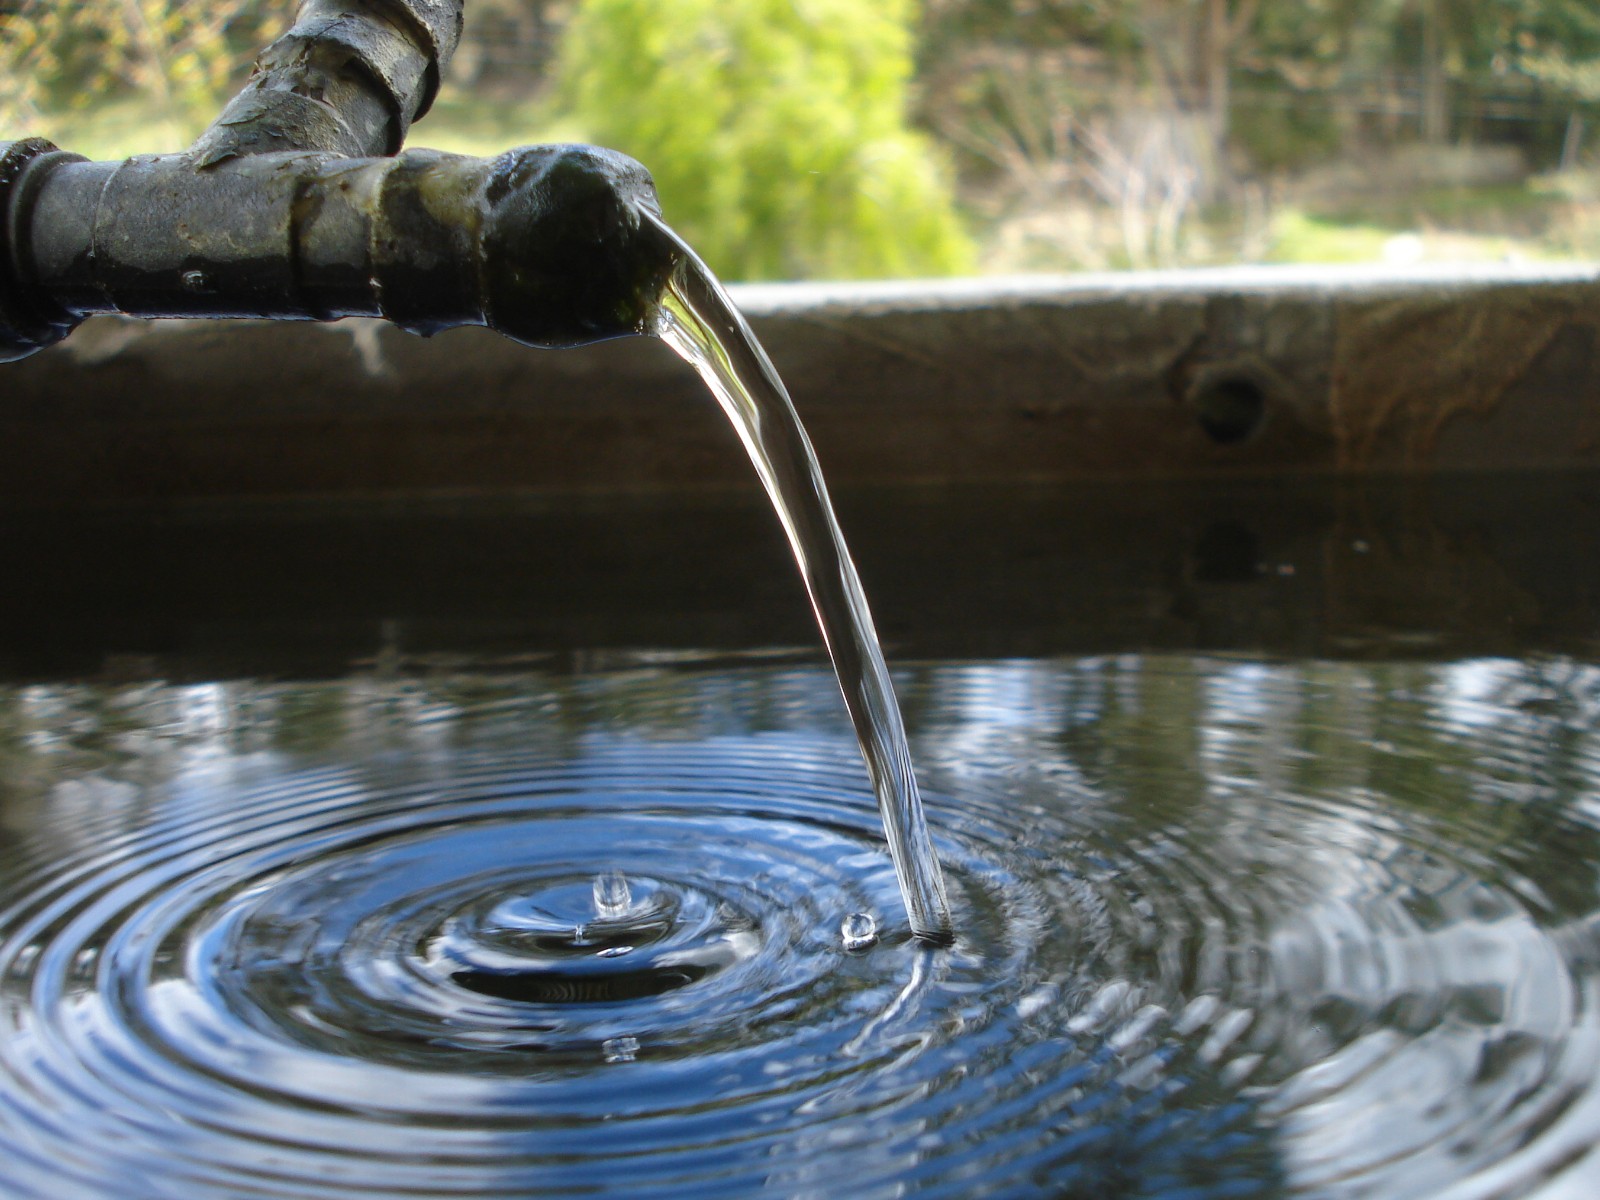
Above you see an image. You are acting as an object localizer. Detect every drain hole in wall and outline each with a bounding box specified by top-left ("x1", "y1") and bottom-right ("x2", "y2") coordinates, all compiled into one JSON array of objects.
[{"x1": 1191, "y1": 376, "x2": 1267, "y2": 445}]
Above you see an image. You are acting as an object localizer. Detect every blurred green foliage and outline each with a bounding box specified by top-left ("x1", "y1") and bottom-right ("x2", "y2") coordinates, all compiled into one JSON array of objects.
[
  {"x1": 9, "y1": 0, "x2": 1600, "y2": 274},
  {"x1": 551, "y1": 0, "x2": 974, "y2": 280},
  {"x1": 1231, "y1": 101, "x2": 1343, "y2": 174},
  {"x1": 0, "y1": 0, "x2": 284, "y2": 131}
]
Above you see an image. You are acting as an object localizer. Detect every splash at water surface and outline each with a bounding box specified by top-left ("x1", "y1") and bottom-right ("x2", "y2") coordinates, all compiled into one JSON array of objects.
[{"x1": 3, "y1": 656, "x2": 1600, "y2": 1196}]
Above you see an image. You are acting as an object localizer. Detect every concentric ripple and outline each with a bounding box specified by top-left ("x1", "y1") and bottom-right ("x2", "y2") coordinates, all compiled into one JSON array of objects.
[{"x1": 2, "y1": 656, "x2": 1600, "y2": 1197}]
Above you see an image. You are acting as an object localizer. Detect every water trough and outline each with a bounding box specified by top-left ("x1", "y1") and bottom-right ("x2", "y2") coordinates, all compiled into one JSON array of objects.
[{"x1": 4, "y1": 2, "x2": 1600, "y2": 1196}]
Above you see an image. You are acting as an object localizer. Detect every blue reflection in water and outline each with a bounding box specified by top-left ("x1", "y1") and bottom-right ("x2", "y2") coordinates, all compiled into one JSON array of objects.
[{"x1": 1, "y1": 654, "x2": 1599, "y2": 1197}]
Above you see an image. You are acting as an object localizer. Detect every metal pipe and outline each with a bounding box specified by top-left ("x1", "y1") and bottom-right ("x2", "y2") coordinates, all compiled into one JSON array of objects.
[
  {"x1": 1, "y1": 0, "x2": 675, "y2": 361},
  {"x1": 6, "y1": 141, "x2": 672, "y2": 352},
  {"x1": 190, "y1": 0, "x2": 463, "y2": 163}
]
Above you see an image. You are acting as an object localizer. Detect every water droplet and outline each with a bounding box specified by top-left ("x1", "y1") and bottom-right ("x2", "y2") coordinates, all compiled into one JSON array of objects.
[
  {"x1": 602, "y1": 1035, "x2": 639, "y2": 1063},
  {"x1": 593, "y1": 870, "x2": 632, "y2": 920},
  {"x1": 841, "y1": 912, "x2": 878, "y2": 952},
  {"x1": 597, "y1": 945, "x2": 633, "y2": 959},
  {"x1": 181, "y1": 269, "x2": 211, "y2": 293},
  {"x1": 8, "y1": 943, "x2": 41, "y2": 977}
]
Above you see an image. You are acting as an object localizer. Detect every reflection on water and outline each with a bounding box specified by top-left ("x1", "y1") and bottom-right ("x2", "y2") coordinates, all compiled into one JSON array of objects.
[{"x1": 2, "y1": 653, "x2": 1600, "y2": 1197}]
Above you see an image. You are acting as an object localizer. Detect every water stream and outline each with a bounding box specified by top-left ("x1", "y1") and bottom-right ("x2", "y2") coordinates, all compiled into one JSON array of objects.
[{"x1": 645, "y1": 222, "x2": 950, "y2": 941}]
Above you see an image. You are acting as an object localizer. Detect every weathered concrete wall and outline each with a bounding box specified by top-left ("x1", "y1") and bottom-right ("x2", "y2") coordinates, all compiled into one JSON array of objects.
[{"x1": 3, "y1": 264, "x2": 1599, "y2": 503}]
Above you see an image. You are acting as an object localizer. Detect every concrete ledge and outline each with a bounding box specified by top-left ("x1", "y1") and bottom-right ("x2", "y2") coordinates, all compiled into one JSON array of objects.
[{"x1": 5, "y1": 263, "x2": 1600, "y2": 503}]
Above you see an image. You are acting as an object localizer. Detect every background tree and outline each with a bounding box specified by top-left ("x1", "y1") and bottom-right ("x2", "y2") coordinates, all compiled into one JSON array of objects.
[
  {"x1": 8, "y1": 0, "x2": 1600, "y2": 273},
  {"x1": 1501, "y1": 0, "x2": 1600, "y2": 102},
  {"x1": 0, "y1": 0, "x2": 284, "y2": 132},
  {"x1": 551, "y1": 0, "x2": 973, "y2": 281}
]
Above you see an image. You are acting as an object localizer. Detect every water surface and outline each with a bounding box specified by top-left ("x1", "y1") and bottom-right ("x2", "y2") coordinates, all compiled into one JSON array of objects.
[{"x1": 3, "y1": 652, "x2": 1598, "y2": 1196}]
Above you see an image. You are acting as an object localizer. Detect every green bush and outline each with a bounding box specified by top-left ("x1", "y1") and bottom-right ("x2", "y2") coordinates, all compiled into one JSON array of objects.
[{"x1": 553, "y1": 0, "x2": 973, "y2": 281}]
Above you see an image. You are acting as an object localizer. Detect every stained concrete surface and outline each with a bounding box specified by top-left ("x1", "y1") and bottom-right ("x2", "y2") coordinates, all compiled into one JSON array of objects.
[{"x1": 5, "y1": 264, "x2": 1600, "y2": 504}]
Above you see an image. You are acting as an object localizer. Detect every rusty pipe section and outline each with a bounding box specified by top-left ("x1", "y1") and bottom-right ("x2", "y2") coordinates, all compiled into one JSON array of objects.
[
  {"x1": 1, "y1": 139, "x2": 675, "y2": 360},
  {"x1": 191, "y1": 0, "x2": 463, "y2": 163}
]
